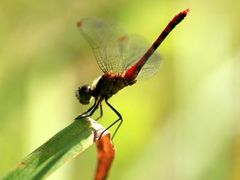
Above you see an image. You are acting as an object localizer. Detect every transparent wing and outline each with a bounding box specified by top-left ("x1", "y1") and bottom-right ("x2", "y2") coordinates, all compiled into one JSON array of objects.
[
  {"x1": 78, "y1": 17, "x2": 127, "y2": 73},
  {"x1": 118, "y1": 34, "x2": 162, "y2": 80},
  {"x1": 78, "y1": 17, "x2": 162, "y2": 79}
]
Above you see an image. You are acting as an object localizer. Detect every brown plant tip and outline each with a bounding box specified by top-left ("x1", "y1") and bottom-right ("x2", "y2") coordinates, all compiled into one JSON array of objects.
[{"x1": 95, "y1": 134, "x2": 115, "y2": 180}]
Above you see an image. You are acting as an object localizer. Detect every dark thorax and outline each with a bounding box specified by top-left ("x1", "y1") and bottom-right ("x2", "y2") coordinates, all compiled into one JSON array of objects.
[{"x1": 92, "y1": 73, "x2": 136, "y2": 99}]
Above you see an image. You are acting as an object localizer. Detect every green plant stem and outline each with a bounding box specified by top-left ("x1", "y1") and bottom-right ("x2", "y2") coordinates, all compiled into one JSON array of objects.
[{"x1": 3, "y1": 117, "x2": 102, "y2": 180}]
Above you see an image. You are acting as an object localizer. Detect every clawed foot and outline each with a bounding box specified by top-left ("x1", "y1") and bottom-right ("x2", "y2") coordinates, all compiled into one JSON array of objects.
[{"x1": 75, "y1": 113, "x2": 88, "y2": 120}]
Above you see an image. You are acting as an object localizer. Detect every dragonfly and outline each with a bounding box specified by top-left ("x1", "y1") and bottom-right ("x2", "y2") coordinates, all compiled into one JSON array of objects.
[{"x1": 75, "y1": 9, "x2": 189, "y2": 139}]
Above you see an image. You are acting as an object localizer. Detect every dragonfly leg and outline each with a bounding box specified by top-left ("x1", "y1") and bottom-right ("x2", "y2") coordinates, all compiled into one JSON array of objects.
[
  {"x1": 75, "y1": 98, "x2": 101, "y2": 120},
  {"x1": 96, "y1": 103, "x2": 103, "y2": 120},
  {"x1": 100, "y1": 99, "x2": 123, "y2": 140}
]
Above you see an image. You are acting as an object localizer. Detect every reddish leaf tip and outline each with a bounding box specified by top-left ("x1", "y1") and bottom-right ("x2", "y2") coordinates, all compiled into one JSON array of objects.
[{"x1": 95, "y1": 134, "x2": 115, "y2": 180}]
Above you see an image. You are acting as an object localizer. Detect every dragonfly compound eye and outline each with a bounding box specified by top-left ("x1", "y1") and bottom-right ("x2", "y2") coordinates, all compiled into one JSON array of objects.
[{"x1": 76, "y1": 85, "x2": 92, "y2": 104}]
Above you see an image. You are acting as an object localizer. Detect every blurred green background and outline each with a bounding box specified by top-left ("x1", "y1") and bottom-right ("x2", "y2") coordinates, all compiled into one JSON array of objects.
[{"x1": 0, "y1": 0, "x2": 239, "y2": 179}]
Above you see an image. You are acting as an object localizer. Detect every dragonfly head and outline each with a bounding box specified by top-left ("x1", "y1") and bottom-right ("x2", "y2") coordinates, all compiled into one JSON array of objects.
[{"x1": 76, "y1": 85, "x2": 93, "y2": 104}]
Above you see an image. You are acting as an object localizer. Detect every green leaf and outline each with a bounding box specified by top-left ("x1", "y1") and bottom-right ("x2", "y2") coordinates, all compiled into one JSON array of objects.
[{"x1": 3, "y1": 117, "x2": 103, "y2": 180}]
